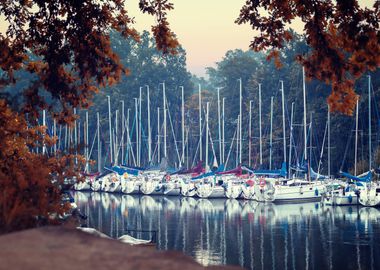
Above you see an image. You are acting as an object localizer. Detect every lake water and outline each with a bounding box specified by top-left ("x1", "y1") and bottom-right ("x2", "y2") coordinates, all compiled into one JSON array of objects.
[{"x1": 73, "y1": 192, "x2": 380, "y2": 270}]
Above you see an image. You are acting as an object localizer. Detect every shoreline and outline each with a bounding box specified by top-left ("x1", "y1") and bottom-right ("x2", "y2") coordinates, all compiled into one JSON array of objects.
[{"x1": 0, "y1": 226, "x2": 241, "y2": 270}]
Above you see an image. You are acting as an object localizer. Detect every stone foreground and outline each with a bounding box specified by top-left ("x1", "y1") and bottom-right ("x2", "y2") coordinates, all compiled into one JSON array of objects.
[{"x1": 0, "y1": 226, "x2": 241, "y2": 270}]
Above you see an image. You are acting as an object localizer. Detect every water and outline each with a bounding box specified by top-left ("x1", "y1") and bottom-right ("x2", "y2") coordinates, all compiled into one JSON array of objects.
[{"x1": 73, "y1": 192, "x2": 380, "y2": 269}]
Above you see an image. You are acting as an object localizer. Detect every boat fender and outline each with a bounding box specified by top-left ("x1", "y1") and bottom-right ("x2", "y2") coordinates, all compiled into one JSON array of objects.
[
  {"x1": 348, "y1": 194, "x2": 353, "y2": 203},
  {"x1": 299, "y1": 186, "x2": 303, "y2": 195},
  {"x1": 315, "y1": 188, "x2": 319, "y2": 196},
  {"x1": 259, "y1": 177, "x2": 266, "y2": 188}
]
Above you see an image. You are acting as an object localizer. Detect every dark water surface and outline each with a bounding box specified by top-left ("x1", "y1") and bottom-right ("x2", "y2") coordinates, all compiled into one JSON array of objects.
[{"x1": 73, "y1": 192, "x2": 380, "y2": 270}]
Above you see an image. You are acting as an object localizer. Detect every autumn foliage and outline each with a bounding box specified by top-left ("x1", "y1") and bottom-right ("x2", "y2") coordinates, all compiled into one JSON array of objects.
[
  {"x1": 0, "y1": 0, "x2": 178, "y2": 232},
  {"x1": 0, "y1": 100, "x2": 87, "y2": 232},
  {"x1": 236, "y1": 0, "x2": 380, "y2": 115}
]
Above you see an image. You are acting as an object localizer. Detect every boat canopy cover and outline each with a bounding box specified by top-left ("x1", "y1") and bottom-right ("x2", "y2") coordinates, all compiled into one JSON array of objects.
[
  {"x1": 242, "y1": 162, "x2": 287, "y2": 177},
  {"x1": 216, "y1": 165, "x2": 242, "y2": 175},
  {"x1": 340, "y1": 170, "x2": 372, "y2": 182},
  {"x1": 105, "y1": 166, "x2": 139, "y2": 176},
  {"x1": 175, "y1": 161, "x2": 203, "y2": 175},
  {"x1": 191, "y1": 164, "x2": 224, "y2": 180}
]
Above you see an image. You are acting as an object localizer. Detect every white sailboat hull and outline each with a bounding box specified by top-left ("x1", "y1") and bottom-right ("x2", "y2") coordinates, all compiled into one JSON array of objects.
[
  {"x1": 180, "y1": 182, "x2": 197, "y2": 197},
  {"x1": 323, "y1": 191, "x2": 358, "y2": 206},
  {"x1": 225, "y1": 183, "x2": 242, "y2": 199},
  {"x1": 272, "y1": 183, "x2": 324, "y2": 203},
  {"x1": 241, "y1": 185, "x2": 255, "y2": 200},
  {"x1": 121, "y1": 179, "x2": 141, "y2": 194},
  {"x1": 196, "y1": 184, "x2": 226, "y2": 198},
  {"x1": 91, "y1": 181, "x2": 102, "y2": 191},
  {"x1": 359, "y1": 188, "x2": 380, "y2": 207},
  {"x1": 140, "y1": 180, "x2": 164, "y2": 195}
]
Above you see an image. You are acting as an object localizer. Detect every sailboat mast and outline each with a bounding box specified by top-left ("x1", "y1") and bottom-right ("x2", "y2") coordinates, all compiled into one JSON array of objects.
[
  {"x1": 134, "y1": 98, "x2": 139, "y2": 166},
  {"x1": 249, "y1": 100, "x2": 253, "y2": 167},
  {"x1": 310, "y1": 112, "x2": 313, "y2": 170},
  {"x1": 206, "y1": 102, "x2": 209, "y2": 170},
  {"x1": 115, "y1": 110, "x2": 118, "y2": 165},
  {"x1": 163, "y1": 83, "x2": 167, "y2": 158},
  {"x1": 157, "y1": 107, "x2": 160, "y2": 163},
  {"x1": 147, "y1": 85, "x2": 151, "y2": 163},
  {"x1": 368, "y1": 75, "x2": 372, "y2": 170},
  {"x1": 107, "y1": 96, "x2": 113, "y2": 164},
  {"x1": 97, "y1": 112, "x2": 101, "y2": 172},
  {"x1": 288, "y1": 102, "x2": 294, "y2": 178},
  {"x1": 302, "y1": 67, "x2": 307, "y2": 162},
  {"x1": 73, "y1": 108, "x2": 77, "y2": 150},
  {"x1": 236, "y1": 115, "x2": 240, "y2": 167},
  {"x1": 239, "y1": 78, "x2": 242, "y2": 164},
  {"x1": 181, "y1": 86, "x2": 185, "y2": 166},
  {"x1": 355, "y1": 100, "x2": 359, "y2": 176},
  {"x1": 121, "y1": 100, "x2": 125, "y2": 164},
  {"x1": 217, "y1": 87, "x2": 222, "y2": 164},
  {"x1": 139, "y1": 87, "x2": 142, "y2": 165},
  {"x1": 222, "y1": 97, "x2": 225, "y2": 164},
  {"x1": 127, "y1": 108, "x2": 131, "y2": 164},
  {"x1": 280, "y1": 80, "x2": 286, "y2": 163},
  {"x1": 86, "y1": 110, "x2": 89, "y2": 171},
  {"x1": 328, "y1": 105, "x2": 331, "y2": 177},
  {"x1": 259, "y1": 83, "x2": 263, "y2": 165},
  {"x1": 199, "y1": 84, "x2": 202, "y2": 161},
  {"x1": 270, "y1": 96, "x2": 273, "y2": 170}
]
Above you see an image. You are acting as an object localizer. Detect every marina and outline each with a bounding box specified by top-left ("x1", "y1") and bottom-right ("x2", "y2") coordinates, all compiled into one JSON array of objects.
[{"x1": 1, "y1": 1, "x2": 379, "y2": 270}]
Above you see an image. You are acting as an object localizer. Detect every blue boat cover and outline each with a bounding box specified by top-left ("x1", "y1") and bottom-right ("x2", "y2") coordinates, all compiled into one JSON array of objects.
[
  {"x1": 340, "y1": 171, "x2": 372, "y2": 182},
  {"x1": 243, "y1": 162, "x2": 287, "y2": 177},
  {"x1": 105, "y1": 166, "x2": 139, "y2": 176}
]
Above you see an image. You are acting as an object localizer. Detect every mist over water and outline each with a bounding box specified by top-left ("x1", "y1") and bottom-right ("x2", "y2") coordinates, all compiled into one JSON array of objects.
[{"x1": 73, "y1": 192, "x2": 380, "y2": 269}]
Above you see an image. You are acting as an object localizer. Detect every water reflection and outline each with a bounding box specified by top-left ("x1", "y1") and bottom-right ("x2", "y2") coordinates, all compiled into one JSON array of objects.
[{"x1": 73, "y1": 192, "x2": 380, "y2": 269}]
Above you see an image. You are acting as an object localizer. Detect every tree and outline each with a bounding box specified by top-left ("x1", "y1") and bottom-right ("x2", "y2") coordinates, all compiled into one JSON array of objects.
[
  {"x1": 0, "y1": 0, "x2": 178, "y2": 232},
  {"x1": 236, "y1": 0, "x2": 379, "y2": 115}
]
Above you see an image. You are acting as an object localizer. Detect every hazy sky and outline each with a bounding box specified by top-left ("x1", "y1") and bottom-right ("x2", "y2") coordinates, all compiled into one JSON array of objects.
[
  {"x1": 0, "y1": 0, "x2": 376, "y2": 77},
  {"x1": 128, "y1": 0, "x2": 253, "y2": 77}
]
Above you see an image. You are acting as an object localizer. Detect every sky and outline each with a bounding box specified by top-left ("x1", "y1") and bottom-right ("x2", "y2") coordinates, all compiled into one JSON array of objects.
[
  {"x1": 128, "y1": 0, "x2": 254, "y2": 77},
  {"x1": 0, "y1": 0, "x2": 376, "y2": 77}
]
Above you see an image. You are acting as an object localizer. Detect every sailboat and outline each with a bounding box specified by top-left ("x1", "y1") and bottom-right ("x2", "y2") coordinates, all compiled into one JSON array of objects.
[
  {"x1": 356, "y1": 171, "x2": 380, "y2": 207},
  {"x1": 194, "y1": 165, "x2": 227, "y2": 198},
  {"x1": 215, "y1": 165, "x2": 244, "y2": 199},
  {"x1": 270, "y1": 69, "x2": 325, "y2": 203}
]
